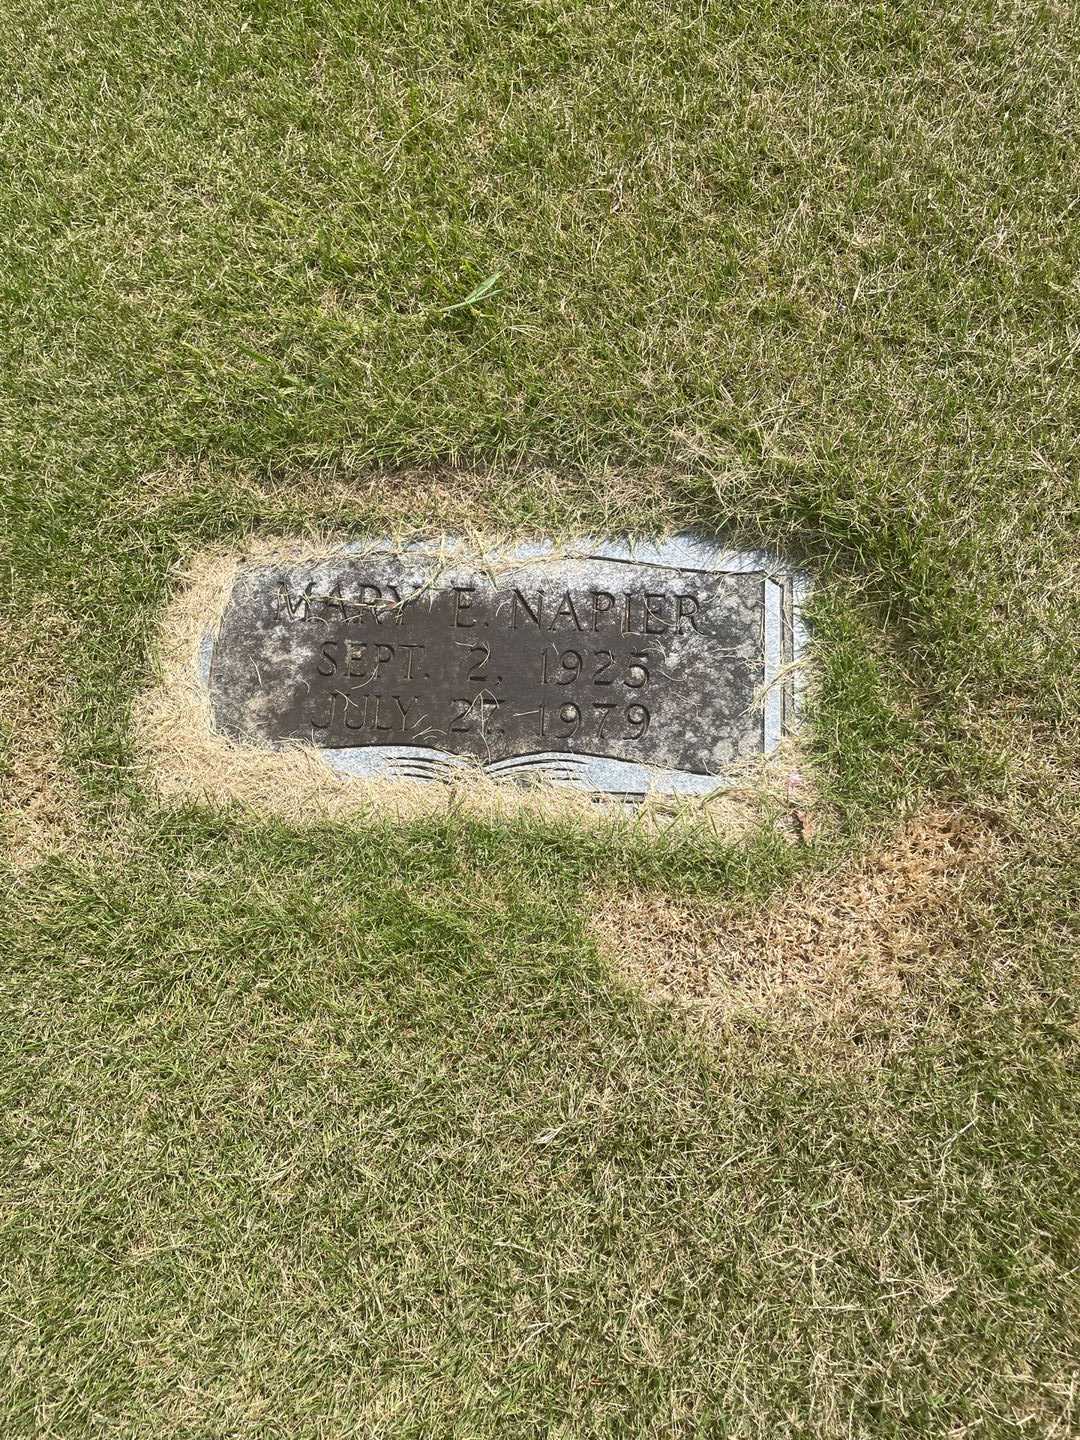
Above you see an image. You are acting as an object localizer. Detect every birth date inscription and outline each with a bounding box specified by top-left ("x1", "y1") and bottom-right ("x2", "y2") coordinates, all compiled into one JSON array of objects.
[{"x1": 208, "y1": 543, "x2": 799, "y2": 781}]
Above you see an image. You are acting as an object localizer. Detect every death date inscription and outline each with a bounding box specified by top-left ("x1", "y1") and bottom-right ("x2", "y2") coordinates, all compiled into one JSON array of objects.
[{"x1": 208, "y1": 555, "x2": 780, "y2": 775}]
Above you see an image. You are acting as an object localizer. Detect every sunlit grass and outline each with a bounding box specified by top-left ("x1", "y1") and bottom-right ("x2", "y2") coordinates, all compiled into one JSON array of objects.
[{"x1": 1, "y1": 0, "x2": 1077, "y2": 1433}]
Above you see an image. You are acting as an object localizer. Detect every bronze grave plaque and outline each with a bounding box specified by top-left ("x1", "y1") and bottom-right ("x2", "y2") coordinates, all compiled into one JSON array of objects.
[{"x1": 206, "y1": 536, "x2": 806, "y2": 797}]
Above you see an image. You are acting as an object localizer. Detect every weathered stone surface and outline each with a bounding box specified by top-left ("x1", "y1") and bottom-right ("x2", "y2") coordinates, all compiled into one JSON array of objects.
[{"x1": 206, "y1": 536, "x2": 806, "y2": 796}]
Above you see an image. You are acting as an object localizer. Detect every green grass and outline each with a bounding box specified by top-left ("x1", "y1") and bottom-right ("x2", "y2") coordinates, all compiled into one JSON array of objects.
[{"x1": 1, "y1": 0, "x2": 1078, "y2": 1434}]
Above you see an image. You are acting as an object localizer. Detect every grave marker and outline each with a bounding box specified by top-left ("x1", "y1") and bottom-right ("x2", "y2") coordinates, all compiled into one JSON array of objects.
[{"x1": 206, "y1": 536, "x2": 807, "y2": 797}]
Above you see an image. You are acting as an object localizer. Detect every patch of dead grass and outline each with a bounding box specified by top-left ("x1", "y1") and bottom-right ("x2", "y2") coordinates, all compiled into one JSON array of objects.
[{"x1": 593, "y1": 810, "x2": 1001, "y2": 1066}]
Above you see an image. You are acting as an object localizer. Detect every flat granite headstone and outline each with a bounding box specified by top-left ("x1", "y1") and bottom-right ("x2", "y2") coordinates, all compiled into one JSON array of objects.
[{"x1": 205, "y1": 535, "x2": 807, "y2": 798}]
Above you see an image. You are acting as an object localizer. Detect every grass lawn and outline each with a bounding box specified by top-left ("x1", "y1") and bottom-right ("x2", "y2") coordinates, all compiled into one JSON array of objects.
[{"x1": 2, "y1": 1, "x2": 1078, "y2": 1434}]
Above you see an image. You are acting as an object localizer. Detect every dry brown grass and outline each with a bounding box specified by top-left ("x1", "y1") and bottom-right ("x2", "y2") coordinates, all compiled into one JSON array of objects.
[
  {"x1": 593, "y1": 810, "x2": 1000, "y2": 1066},
  {"x1": 132, "y1": 537, "x2": 805, "y2": 836}
]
